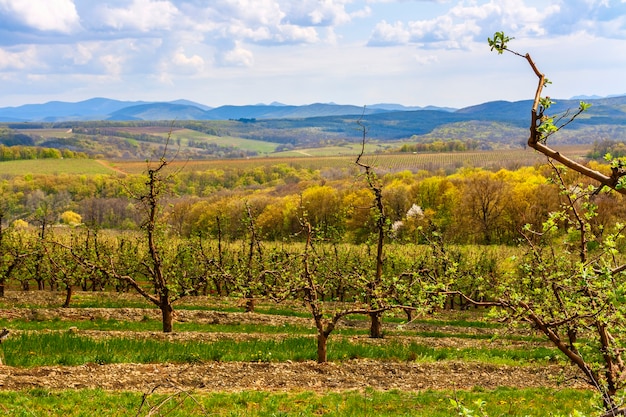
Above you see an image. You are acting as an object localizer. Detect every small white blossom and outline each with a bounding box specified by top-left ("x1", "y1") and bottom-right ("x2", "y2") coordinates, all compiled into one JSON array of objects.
[
  {"x1": 391, "y1": 220, "x2": 404, "y2": 237},
  {"x1": 406, "y1": 204, "x2": 424, "y2": 219}
]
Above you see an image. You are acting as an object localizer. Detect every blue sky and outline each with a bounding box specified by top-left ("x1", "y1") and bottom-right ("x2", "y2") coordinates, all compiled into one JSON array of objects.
[{"x1": 1, "y1": 0, "x2": 625, "y2": 109}]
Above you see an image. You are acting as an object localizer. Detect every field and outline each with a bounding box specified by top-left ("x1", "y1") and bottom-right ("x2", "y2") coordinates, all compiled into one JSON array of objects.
[
  {"x1": 0, "y1": 291, "x2": 597, "y2": 416},
  {"x1": 141, "y1": 128, "x2": 282, "y2": 155},
  {"x1": 104, "y1": 144, "x2": 591, "y2": 176},
  {"x1": 16, "y1": 128, "x2": 75, "y2": 140},
  {"x1": 0, "y1": 143, "x2": 604, "y2": 416},
  {"x1": 0, "y1": 159, "x2": 119, "y2": 176}
]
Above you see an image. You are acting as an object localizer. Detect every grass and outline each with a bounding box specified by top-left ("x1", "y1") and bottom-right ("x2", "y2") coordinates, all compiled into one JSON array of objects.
[
  {"x1": 1, "y1": 331, "x2": 561, "y2": 367},
  {"x1": 15, "y1": 128, "x2": 75, "y2": 139},
  {"x1": 0, "y1": 159, "x2": 116, "y2": 175},
  {"x1": 0, "y1": 299, "x2": 316, "y2": 319},
  {"x1": 163, "y1": 128, "x2": 281, "y2": 155},
  {"x1": 107, "y1": 146, "x2": 591, "y2": 175},
  {"x1": 412, "y1": 316, "x2": 503, "y2": 329},
  {"x1": 0, "y1": 317, "x2": 320, "y2": 335},
  {"x1": 0, "y1": 387, "x2": 598, "y2": 416},
  {"x1": 272, "y1": 143, "x2": 388, "y2": 157}
]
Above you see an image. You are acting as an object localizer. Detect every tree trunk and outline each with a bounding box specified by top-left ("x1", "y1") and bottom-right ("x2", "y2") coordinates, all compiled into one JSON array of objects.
[
  {"x1": 62, "y1": 285, "x2": 73, "y2": 308},
  {"x1": 245, "y1": 296, "x2": 255, "y2": 313},
  {"x1": 404, "y1": 308, "x2": 413, "y2": 322},
  {"x1": 317, "y1": 332, "x2": 328, "y2": 363},
  {"x1": 161, "y1": 302, "x2": 173, "y2": 333},
  {"x1": 0, "y1": 281, "x2": 4, "y2": 298},
  {"x1": 369, "y1": 311, "x2": 383, "y2": 339}
]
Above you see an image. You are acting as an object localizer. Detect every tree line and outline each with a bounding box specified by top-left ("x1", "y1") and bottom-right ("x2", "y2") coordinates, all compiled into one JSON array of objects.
[
  {"x1": 0, "y1": 145, "x2": 88, "y2": 161},
  {"x1": 1, "y1": 161, "x2": 623, "y2": 246}
]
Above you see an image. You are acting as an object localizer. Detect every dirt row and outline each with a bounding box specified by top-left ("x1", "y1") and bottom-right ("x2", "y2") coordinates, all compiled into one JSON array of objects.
[{"x1": 0, "y1": 360, "x2": 587, "y2": 393}]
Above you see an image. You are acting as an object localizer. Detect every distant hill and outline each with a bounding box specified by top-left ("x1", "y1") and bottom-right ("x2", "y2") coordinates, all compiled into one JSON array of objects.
[
  {"x1": 201, "y1": 103, "x2": 388, "y2": 120},
  {"x1": 369, "y1": 103, "x2": 456, "y2": 112},
  {"x1": 2, "y1": 96, "x2": 626, "y2": 128},
  {"x1": 107, "y1": 103, "x2": 209, "y2": 121},
  {"x1": 168, "y1": 99, "x2": 213, "y2": 111},
  {"x1": 0, "y1": 98, "x2": 209, "y2": 122},
  {"x1": 456, "y1": 96, "x2": 626, "y2": 126},
  {"x1": 0, "y1": 96, "x2": 626, "y2": 159},
  {"x1": 0, "y1": 98, "x2": 149, "y2": 122},
  {"x1": 2, "y1": 96, "x2": 626, "y2": 156}
]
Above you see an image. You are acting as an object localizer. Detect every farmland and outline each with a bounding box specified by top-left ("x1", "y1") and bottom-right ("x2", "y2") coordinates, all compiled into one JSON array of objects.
[
  {"x1": 0, "y1": 291, "x2": 595, "y2": 416},
  {"x1": 0, "y1": 159, "x2": 116, "y2": 176},
  {"x1": 0, "y1": 138, "x2": 618, "y2": 416},
  {"x1": 99, "y1": 144, "x2": 590, "y2": 176}
]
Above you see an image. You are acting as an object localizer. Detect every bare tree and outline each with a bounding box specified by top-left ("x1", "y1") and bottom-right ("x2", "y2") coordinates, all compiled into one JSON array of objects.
[
  {"x1": 488, "y1": 31, "x2": 626, "y2": 194},
  {"x1": 64, "y1": 135, "x2": 206, "y2": 332},
  {"x1": 278, "y1": 215, "x2": 391, "y2": 363},
  {"x1": 354, "y1": 115, "x2": 390, "y2": 338}
]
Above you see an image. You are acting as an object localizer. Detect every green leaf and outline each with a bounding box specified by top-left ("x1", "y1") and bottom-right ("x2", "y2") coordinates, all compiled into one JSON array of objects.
[{"x1": 488, "y1": 31, "x2": 514, "y2": 54}]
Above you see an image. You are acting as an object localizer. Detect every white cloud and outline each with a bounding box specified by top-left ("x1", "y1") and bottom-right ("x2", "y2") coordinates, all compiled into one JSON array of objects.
[
  {"x1": 99, "y1": 0, "x2": 179, "y2": 32},
  {"x1": 367, "y1": 0, "x2": 626, "y2": 50},
  {"x1": 0, "y1": 46, "x2": 37, "y2": 70},
  {"x1": 351, "y1": 5, "x2": 372, "y2": 19},
  {"x1": 68, "y1": 44, "x2": 93, "y2": 65},
  {"x1": 281, "y1": 0, "x2": 353, "y2": 26},
  {"x1": 0, "y1": 0, "x2": 80, "y2": 33},
  {"x1": 274, "y1": 24, "x2": 320, "y2": 43},
  {"x1": 1, "y1": 0, "x2": 625, "y2": 108},
  {"x1": 243, "y1": 0, "x2": 286, "y2": 25},
  {"x1": 368, "y1": 0, "x2": 560, "y2": 48},
  {"x1": 368, "y1": 20, "x2": 410, "y2": 45},
  {"x1": 548, "y1": 0, "x2": 626, "y2": 38},
  {"x1": 99, "y1": 54, "x2": 124, "y2": 76},
  {"x1": 195, "y1": 1, "x2": 337, "y2": 46},
  {"x1": 414, "y1": 53, "x2": 438, "y2": 65},
  {"x1": 218, "y1": 42, "x2": 254, "y2": 67},
  {"x1": 171, "y1": 48, "x2": 205, "y2": 73}
]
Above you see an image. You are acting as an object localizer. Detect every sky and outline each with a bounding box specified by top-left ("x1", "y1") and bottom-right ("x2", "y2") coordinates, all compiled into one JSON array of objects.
[{"x1": 1, "y1": 0, "x2": 626, "y2": 109}]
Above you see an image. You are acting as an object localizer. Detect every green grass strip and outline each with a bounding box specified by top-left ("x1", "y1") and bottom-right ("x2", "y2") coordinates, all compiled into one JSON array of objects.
[
  {"x1": 1, "y1": 332, "x2": 561, "y2": 368},
  {"x1": 0, "y1": 387, "x2": 598, "y2": 416},
  {"x1": 2, "y1": 317, "x2": 528, "y2": 341},
  {"x1": 0, "y1": 317, "x2": 320, "y2": 335}
]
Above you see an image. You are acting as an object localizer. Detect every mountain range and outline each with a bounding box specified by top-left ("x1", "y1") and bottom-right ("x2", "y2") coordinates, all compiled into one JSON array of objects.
[
  {"x1": 2, "y1": 96, "x2": 626, "y2": 147},
  {"x1": 0, "y1": 97, "x2": 456, "y2": 123}
]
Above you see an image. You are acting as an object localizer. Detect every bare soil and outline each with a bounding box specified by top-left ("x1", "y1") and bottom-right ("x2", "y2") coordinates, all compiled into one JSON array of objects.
[{"x1": 0, "y1": 360, "x2": 585, "y2": 393}]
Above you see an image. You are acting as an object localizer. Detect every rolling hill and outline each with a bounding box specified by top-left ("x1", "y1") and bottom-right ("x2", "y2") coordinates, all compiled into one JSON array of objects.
[
  {"x1": 0, "y1": 98, "x2": 451, "y2": 122},
  {"x1": 1, "y1": 95, "x2": 626, "y2": 160}
]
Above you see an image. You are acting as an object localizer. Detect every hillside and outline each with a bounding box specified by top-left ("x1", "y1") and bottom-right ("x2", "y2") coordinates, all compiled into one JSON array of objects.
[{"x1": 1, "y1": 96, "x2": 625, "y2": 159}]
